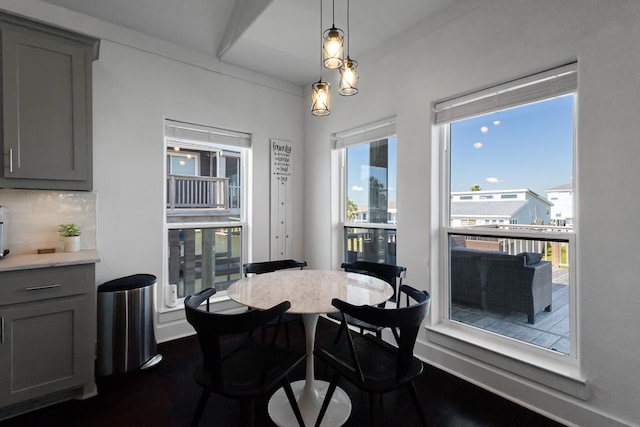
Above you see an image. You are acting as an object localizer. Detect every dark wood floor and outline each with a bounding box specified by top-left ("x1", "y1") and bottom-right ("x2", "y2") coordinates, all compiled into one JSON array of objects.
[{"x1": 0, "y1": 318, "x2": 566, "y2": 427}]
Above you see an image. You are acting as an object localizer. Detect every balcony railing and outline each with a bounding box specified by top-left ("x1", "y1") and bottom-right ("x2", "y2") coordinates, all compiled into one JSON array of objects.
[
  {"x1": 453, "y1": 224, "x2": 572, "y2": 268},
  {"x1": 344, "y1": 226, "x2": 397, "y2": 265},
  {"x1": 168, "y1": 227, "x2": 242, "y2": 296},
  {"x1": 167, "y1": 175, "x2": 229, "y2": 211}
]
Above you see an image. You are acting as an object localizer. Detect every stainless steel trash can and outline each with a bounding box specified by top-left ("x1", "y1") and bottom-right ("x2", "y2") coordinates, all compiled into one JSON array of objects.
[{"x1": 96, "y1": 274, "x2": 162, "y2": 376}]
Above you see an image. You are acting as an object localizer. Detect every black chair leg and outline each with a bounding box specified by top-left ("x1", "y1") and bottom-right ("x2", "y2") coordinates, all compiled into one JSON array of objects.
[
  {"x1": 282, "y1": 377, "x2": 305, "y2": 427},
  {"x1": 298, "y1": 319, "x2": 306, "y2": 340},
  {"x1": 408, "y1": 381, "x2": 428, "y2": 427},
  {"x1": 315, "y1": 372, "x2": 340, "y2": 427},
  {"x1": 191, "y1": 389, "x2": 210, "y2": 427},
  {"x1": 368, "y1": 392, "x2": 376, "y2": 426},
  {"x1": 240, "y1": 399, "x2": 255, "y2": 426},
  {"x1": 391, "y1": 328, "x2": 400, "y2": 345},
  {"x1": 333, "y1": 324, "x2": 344, "y2": 344},
  {"x1": 284, "y1": 324, "x2": 291, "y2": 348}
]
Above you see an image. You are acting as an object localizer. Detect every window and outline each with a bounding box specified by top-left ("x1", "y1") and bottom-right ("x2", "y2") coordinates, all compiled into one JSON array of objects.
[
  {"x1": 436, "y1": 63, "x2": 577, "y2": 361},
  {"x1": 335, "y1": 117, "x2": 397, "y2": 264},
  {"x1": 164, "y1": 119, "x2": 249, "y2": 302}
]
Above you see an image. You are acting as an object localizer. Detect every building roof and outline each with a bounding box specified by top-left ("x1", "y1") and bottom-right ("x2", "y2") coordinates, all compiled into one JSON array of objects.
[
  {"x1": 546, "y1": 183, "x2": 572, "y2": 191},
  {"x1": 450, "y1": 200, "x2": 528, "y2": 217},
  {"x1": 452, "y1": 188, "x2": 532, "y2": 196}
]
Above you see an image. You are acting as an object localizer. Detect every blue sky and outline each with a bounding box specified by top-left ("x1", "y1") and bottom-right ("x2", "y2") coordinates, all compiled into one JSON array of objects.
[
  {"x1": 346, "y1": 95, "x2": 573, "y2": 208},
  {"x1": 450, "y1": 95, "x2": 574, "y2": 196}
]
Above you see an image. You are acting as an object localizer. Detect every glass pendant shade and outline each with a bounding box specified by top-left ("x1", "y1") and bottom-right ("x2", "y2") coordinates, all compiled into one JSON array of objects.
[
  {"x1": 311, "y1": 80, "x2": 331, "y2": 116},
  {"x1": 339, "y1": 57, "x2": 359, "y2": 96},
  {"x1": 323, "y1": 27, "x2": 344, "y2": 69}
]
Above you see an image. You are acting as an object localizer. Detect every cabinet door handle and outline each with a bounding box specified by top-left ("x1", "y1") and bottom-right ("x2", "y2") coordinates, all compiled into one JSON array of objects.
[
  {"x1": 1, "y1": 317, "x2": 4, "y2": 344},
  {"x1": 9, "y1": 148, "x2": 13, "y2": 173},
  {"x1": 25, "y1": 284, "x2": 62, "y2": 291}
]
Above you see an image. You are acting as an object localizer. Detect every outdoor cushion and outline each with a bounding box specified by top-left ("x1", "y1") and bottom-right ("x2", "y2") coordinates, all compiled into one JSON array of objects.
[{"x1": 517, "y1": 252, "x2": 543, "y2": 265}]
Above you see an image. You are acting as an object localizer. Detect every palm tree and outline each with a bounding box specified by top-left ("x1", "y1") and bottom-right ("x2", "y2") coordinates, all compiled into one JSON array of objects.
[
  {"x1": 347, "y1": 199, "x2": 358, "y2": 221},
  {"x1": 470, "y1": 184, "x2": 481, "y2": 191}
]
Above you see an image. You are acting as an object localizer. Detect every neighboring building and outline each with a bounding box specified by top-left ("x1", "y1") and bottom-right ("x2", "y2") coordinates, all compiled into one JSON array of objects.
[
  {"x1": 450, "y1": 189, "x2": 552, "y2": 226},
  {"x1": 546, "y1": 183, "x2": 573, "y2": 227},
  {"x1": 352, "y1": 200, "x2": 397, "y2": 224}
]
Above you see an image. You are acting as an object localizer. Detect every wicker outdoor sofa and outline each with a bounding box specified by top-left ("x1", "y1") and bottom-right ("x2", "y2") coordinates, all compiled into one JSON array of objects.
[{"x1": 450, "y1": 244, "x2": 553, "y2": 324}]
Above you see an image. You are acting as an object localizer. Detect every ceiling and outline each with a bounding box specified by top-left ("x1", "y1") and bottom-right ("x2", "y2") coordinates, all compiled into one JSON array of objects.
[{"x1": 41, "y1": 0, "x2": 462, "y2": 87}]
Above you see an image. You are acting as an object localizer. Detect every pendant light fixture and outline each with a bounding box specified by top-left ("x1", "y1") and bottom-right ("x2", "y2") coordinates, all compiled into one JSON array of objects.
[
  {"x1": 323, "y1": 0, "x2": 344, "y2": 69},
  {"x1": 312, "y1": 0, "x2": 331, "y2": 116},
  {"x1": 311, "y1": 80, "x2": 331, "y2": 116},
  {"x1": 339, "y1": 0, "x2": 358, "y2": 96}
]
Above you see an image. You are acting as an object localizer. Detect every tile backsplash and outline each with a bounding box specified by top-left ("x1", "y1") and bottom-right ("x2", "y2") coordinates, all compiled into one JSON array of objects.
[{"x1": 0, "y1": 189, "x2": 97, "y2": 255}]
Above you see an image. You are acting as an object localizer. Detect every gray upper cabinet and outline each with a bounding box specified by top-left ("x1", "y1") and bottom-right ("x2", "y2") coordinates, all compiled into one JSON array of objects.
[{"x1": 0, "y1": 13, "x2": 99, "y2": 191}]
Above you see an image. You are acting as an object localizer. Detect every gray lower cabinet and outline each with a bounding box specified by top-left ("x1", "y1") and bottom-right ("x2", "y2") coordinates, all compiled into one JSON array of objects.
[
  {"x1": 0, "y1": 12, "x2": 99, "y2": 191},
  {"x1": 0, "y1": 264, "x2": 96, "y2": 417}
]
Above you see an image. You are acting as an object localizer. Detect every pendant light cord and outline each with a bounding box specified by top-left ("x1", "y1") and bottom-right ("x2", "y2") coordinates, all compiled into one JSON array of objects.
[
  {"x1": 346, "y1": 0, "x2": 350, "y2": 57},
  {"x1": 332, "y1": 0, "x2": 336, "y2": 26},
  {"x1": 320, "y1": 0, "x2": 323, "y2": 78}
]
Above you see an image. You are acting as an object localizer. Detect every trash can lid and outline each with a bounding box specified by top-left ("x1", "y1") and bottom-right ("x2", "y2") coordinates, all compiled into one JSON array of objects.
[{"x1": 98, "y1": 274, "x2": 157, "y2": 292}]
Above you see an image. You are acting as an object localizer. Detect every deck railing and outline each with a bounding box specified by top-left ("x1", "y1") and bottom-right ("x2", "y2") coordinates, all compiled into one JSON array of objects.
[
  {"x1": 344, "y1": 226, "x2": 397, "y2": 265},
  {"x1": 168, "y1": 227, "x2": 242, "y2": 297},
  {"x1": 454, "y1": 224, "x2": 572, "y2": 268},
  {"x1": 167, "y1": 175, "x2": 229, "y2": 210}
]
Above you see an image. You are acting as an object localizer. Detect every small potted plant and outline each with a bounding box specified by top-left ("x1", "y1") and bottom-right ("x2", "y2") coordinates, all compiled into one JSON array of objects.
[{"x1": 59, "y1": 223, "x2": 81, "y2": 252}]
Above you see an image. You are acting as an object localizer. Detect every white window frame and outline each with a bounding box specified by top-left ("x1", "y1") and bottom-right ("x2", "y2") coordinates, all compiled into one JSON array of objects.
[
  {"x1": 428, "y1": 64, "x2": 585, "y2": 395},
  {"x1": 162, "y1": 119, "x2": 250, "y2": 311},
  {"x1": 334, "y1": 117, "x2": 398, "y2": 264},
  {"x1": 334, "y1": 116, "x2": 397, "y2": 229}
]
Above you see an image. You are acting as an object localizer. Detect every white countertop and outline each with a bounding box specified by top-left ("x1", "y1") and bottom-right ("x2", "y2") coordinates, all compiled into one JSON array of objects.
[{"x1": 0, "y1": 250, "x2": 101, "y2": 272}]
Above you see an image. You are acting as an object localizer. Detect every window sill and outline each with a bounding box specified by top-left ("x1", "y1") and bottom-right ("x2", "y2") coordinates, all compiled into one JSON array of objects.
[{"x1": 425, "y1": 322, "x2": 588, "y2": 400}]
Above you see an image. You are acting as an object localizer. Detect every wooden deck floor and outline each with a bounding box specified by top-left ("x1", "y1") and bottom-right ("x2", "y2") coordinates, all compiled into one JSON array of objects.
[{"x1": 451, "y1": 267, "x2": 570, "y2": 354}]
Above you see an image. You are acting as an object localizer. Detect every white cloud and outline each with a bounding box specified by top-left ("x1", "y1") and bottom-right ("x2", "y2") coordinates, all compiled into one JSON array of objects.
[
  {"x1": 473, "y1": 142, "x2": 483, "y2": 149},
  {"x1": 352, "y1": 185, "x2": 364, "y2": 191},
  {"x1": 486, "y1": 177, "x2": 502, "y2": 183},
  {"x1": 480, "y1": 126, "x2": 489, "y2": 133}
]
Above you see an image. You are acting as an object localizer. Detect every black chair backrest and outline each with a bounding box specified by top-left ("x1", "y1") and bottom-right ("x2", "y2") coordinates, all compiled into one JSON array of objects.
[
  {"x1": 185, "y1": 287, "x2": 291, "y2": 386},
  {"x1": 332, "y1": 284, "x2": 430, "y2": 379},
  {"x1": 341, "y1": 261, "x2": 406, "y2": 302},
  {"x1": 243, "y1": 259, "x2": 307, "y2": 277}
]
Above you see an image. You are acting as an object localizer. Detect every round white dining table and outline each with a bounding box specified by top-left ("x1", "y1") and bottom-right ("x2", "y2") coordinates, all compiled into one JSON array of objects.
[{"x1": 227, "y1": 269, "x2": 393, "y2": 427}]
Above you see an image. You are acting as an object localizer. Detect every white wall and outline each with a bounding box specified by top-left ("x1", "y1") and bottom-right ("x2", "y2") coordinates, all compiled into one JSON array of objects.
[
  {"x1": 1, "y1": 1, "x2": 306, "y2": 341},
  {"x1": 303, "y1": 0, "x2": 640, "y2": 426},
  {"x1": 91, "y1": 44, "x2": 306, "y2": 341}
]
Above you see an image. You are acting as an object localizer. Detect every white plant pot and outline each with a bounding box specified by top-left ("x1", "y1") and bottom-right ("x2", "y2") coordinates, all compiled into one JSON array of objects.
[{"x1": 64, "y1": 236, "x2": 81, "y2": 252}]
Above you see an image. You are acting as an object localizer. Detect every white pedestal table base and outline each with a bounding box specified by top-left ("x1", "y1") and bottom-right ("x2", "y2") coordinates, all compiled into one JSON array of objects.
[
  {"x1": 268, "y1": 313, "x2": 351, "y2": 426},
  {"x1": 268, "y1": 379, "x2": 351, "y2": 427}
]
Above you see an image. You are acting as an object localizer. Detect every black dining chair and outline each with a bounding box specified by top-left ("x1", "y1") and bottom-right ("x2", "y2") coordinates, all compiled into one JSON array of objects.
[
  {"x1": 184, "y1": 288, "x2": 306, "y2": 427},
  {"x1": 243, "y1": 259, "x2": 307, "y2": 348},
  {"x1": 327, "y1": 261, "x2": 406, "y2": 343},
  {"x1": 314, "y1": 284, "x2": 431, "y2": 427},
  {"x1": 243, "y1": 259, "x2": 307, "y2": 275}
]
